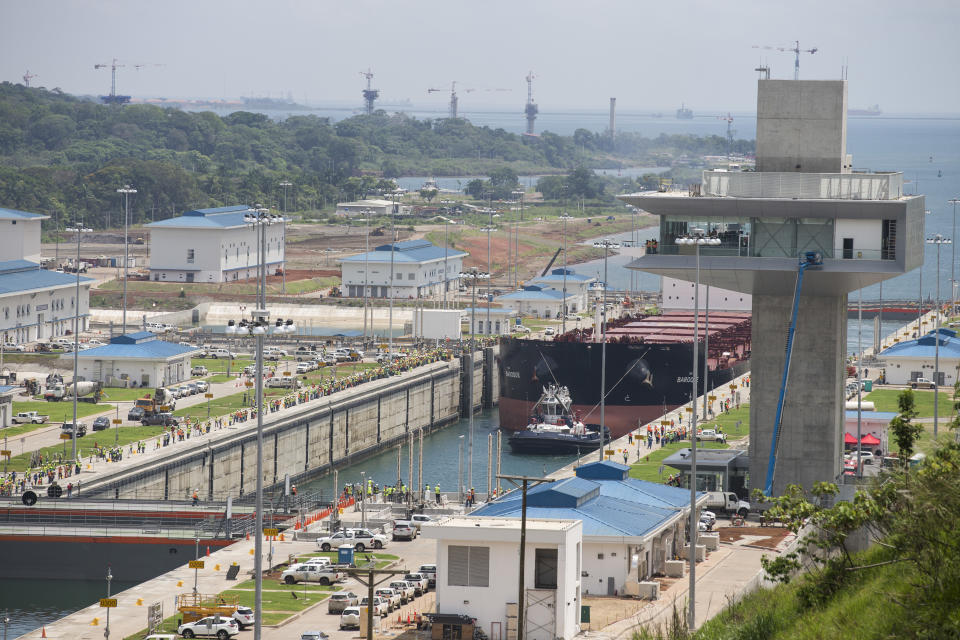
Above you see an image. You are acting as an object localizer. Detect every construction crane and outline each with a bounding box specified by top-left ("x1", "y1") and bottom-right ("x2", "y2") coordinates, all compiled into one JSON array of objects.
[
  {"x1": 717, "y1": 113, "x2": 735, "y2": 153},
  {"x1": 22, "y1": 70, "x2": 37, "y2": 87},
  {"x1": 524, "y1": 71, "x2": 538, "y2": 135},
  {"x1": 94, "y1": 59, "x2": 162, "y2": 105},
  {"x1": 360, "y1": 68, "x2": 379, "y2": 115},
  {"x1": 752, "y1": 41, "x2": 817, "y2": 80},
  {"x1": 428, "y1": 81, "x2": 459, "y2": 119}
]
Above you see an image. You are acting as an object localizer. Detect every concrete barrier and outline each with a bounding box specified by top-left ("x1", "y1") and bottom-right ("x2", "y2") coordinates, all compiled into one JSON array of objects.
[
  {"x1": 701, "y1": 533, "x2": 720, "y2": 551},
  {"x1": 665, "y1": 560, "x2": 685, "y2": 577},
  {"x1": 682, "y1": 544, "x2": 707, "y2": 562}
]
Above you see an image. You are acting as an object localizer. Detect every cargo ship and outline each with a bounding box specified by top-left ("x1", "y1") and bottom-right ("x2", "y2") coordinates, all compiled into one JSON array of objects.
[{"x1": 498, "y1": 311, "x2": 751, "y2": 438}]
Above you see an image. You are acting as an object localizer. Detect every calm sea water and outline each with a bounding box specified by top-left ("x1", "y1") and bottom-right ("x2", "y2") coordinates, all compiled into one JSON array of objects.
[{"x1": 1, "y1": 578, "x2": 139, "y2": 639}]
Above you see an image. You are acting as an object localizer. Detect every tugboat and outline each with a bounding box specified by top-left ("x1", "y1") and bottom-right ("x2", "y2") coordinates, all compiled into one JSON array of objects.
[{"x1": 506, "y1": 384, "x2": 610, "y2": 455}]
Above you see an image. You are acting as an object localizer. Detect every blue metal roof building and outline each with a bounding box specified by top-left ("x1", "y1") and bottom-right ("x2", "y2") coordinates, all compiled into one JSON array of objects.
[
  {"x1": 340, "y1": 240, "x2": 467, "y2": 264},
  {"x1": 0, "y1": 260, "x2": 94, "y2": 295},
  {"x1": 0, "y1": 208, "x2": 49, "y2": 221},
  {"x1": 473, "y1": 461, "x2": 702, "y2": 542},
  {"x1": 529, "y1": 268, "x2": 597, "y2": 285},
  {"x1": 76, "y1": 332, "x2": 202, "y2": 388},
  {"x1": 145, "y1": 206, "x2": 254, "y2": 230},
  {"x1": 878, "y1": 328, "x2": 960, "y2": 386},
  {"x1": 0, "y1": 260, "x2": 94, "y2": 346}
]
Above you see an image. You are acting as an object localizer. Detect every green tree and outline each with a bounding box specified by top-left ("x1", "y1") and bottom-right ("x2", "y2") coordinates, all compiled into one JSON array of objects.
[{"x1": 889, "y1": 389, "x2": 922, "y2": 463}]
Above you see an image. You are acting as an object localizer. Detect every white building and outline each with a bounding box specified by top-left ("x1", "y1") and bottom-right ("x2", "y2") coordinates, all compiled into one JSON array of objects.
[
  {"x1": 462, "y1": 307, "x2": 517, "y2": 336},
  {"x1": 146, "y1": 206, "x2": 285, "y2": 283},
  {"x1": 878, "y1": 328, "x2": 960, "y2": 386},
  {"x1": 495, "y1": 286, "x2": 578, "y2": 319},
  {"x1": 0, "y1": 259, "x2": 92, "y2": 345},
  {"x1": 660, "y1": 276, "x2": 752, "y2": 311},
  {"x1": 339, "y1": 240, "x2": 467, "y2": 299},
  {"x1": 422, "y1": 516, "x2": 582, "y2": 640},
  {"x1": 0, "y1": 207, "x2": 47, "y2": 263},
  {"x1": 527, "y1": 269, "x2": 597, "y2": 314},
  {"x1": 77, "y1": 331, "x2": 201, "y2": 388},
  {"x1": 335, "y1": 199, "x2": 410, "y2": 218},
  {"x1": 473, "y1": 461, "x2": 704, "y2": 595}
]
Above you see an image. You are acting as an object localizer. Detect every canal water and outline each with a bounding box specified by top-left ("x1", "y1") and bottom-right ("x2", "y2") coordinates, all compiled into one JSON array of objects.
[
  {"x1": 1, "y1": 578, "x2": 140, "y2": 639},
  {"x1": 297, "y1": 408, "x2": 578, "y2": 496}
]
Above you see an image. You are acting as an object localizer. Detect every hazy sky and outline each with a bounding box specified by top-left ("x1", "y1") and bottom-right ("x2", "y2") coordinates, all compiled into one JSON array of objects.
[{"x1": 2, "y1": 0, "x2": 958, "y2": 114}]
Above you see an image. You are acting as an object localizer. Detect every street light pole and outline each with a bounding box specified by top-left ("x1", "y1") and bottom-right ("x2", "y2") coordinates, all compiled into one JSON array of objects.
[
  {"x1": 104, "y1": 564, "x2": 113, "y2": 640},
  {"x1": 457, "y1": 435, "x2": 464, "y2": 503},
  {"x1": 459, "y1": 267, "x2": 489, "y2": 491},
  {"x1": 593, "y1": 240, "x2": 620, "y2": 460},
  {"x1": 279, "y1": 181, "x2": 292, "y2": 294},
  {"x1": 950, "y1": 198, "x2": 959, "y2": 314},
  {"x1": 116, "y1": 186, "x2": 136, "y2": 333},
  {"x1": 927, "y1": 234, "x2": 952, "y2": 438},
  {"x1": 675, "y1": 230, "x2": 720, "y2": 630},
  {"x1": 560, "y1": 214, "x2": 571, "y2": 334},
  {"x1": 388, "y1": 195, "x2": 397, "y2": 356},
  {"x1": 65, "y1": 222, "x2": 90, "y2": 464}
]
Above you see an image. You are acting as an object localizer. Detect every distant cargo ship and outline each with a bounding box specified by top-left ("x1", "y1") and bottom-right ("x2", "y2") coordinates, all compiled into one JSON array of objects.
[
  {"x1": 498, "y1": 312, "x2": 751, "y2": 438},
  {"x1": 848, "y1": 105, "x2": 882, "y2": 116},
  {"x1": 676, "y1": 103, "x2": 694, "y2": 119}
]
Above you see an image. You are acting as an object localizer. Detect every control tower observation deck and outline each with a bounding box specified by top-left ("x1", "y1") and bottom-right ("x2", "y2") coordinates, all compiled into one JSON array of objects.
[{"x1": 618, "y1": 80, "x2": 925, "y2": 495}]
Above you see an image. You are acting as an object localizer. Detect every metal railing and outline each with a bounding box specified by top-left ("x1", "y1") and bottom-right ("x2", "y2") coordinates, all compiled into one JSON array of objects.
[{"x1": 702, "y1": 170, "x2": 904, "y2": 201}]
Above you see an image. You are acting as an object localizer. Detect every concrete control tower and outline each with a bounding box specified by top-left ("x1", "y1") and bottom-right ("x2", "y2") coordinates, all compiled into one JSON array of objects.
[{"x1": 619, "y1": 79, "x2": 925, "y2": 495}]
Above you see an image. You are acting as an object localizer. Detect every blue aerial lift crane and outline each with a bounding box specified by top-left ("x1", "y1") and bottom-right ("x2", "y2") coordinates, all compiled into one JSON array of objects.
[{"x1": 763, "y1": 251, "x2": 823, "y2": 495}]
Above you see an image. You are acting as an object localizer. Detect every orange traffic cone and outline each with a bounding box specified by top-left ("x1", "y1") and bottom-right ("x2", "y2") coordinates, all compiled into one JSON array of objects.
[
  {"x1": 407, "y1": 614, "x2": 411, "y2": 624},
  {"x1": 42, "y1": 627, "x2": 47, "y2": 638},
  {"x1": 397, "y1": 614, "x2": 402, "y2": 625},
  {"x1": 206, "y1": 546, "x2": 210, "y2": 557},
  {"x1": 245, "y1": 532, "x2": 250, "y2": 541},
  {"x1": 280, "y1": 533, "x2": 285, "y2": 541}
]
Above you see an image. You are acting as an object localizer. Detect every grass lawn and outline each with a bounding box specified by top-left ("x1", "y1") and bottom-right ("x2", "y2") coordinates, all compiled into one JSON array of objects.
[
  {"x1": 173, "y1": 391, "x2": 253, "y2": 419},
  {"x1": 627, "y1": 440, "x2": 729, "y2": 483},
  {"x1": 864, "y1": 388, "x2": 954, "y2": 418},
  {"x1": 99, "y1": 277, "x2": 339, "y2": 297},
  {"x1": 206, "y1": 374, "x2": 234, "y2": 384},
  {"x1": 299, "y1": 551, "x2": 399, "y2": 561},
  {"x1": 219, "y1": 589, "x2": 313, "y2": 612},
  {"x1": 192, "y1": 358, "x2": 254, "y2": 373},
  {"x1": 4, "y1": 424, "x2": 167, "y2": 472},
  {"x1": 233, "y1": 578, "x2": 339, "y2": 592},
  {"x1": 100, "y1": 388, "x2": 151, "y2": 402},
  {"x1": 11, "y1": 400, "x2": 112, "y2": 423},
  {"x1": 703, "y1": 404, "x2": 750, "y2": 439}
]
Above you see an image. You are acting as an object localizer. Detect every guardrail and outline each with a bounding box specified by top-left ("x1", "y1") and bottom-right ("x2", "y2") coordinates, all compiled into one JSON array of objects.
[{"x1": 702, "y1": 170, "x2": 904, "y2": 200}]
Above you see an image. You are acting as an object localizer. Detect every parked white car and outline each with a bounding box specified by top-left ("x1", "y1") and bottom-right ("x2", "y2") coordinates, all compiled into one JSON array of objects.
[
  {"x1": 177, "y1": 616, "x2": 239, "y2": 639},
  {"x1": 231, "y1": 607, "x2": 255, "y2": 631},
  {"x1": 316, "y1": 528, "x2": 388, "y2": 552},
  {"x1": 340, "y1": 608, "x2": 361, "y2": 630}
]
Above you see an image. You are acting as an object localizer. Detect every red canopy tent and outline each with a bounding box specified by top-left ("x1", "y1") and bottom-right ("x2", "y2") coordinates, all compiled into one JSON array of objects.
[
  {"x1": 844, "y1": 433, "x2": 858, "y2": 445},
  {"x1": 860, "y1": 433, "x2": 881, "y2": 446}
]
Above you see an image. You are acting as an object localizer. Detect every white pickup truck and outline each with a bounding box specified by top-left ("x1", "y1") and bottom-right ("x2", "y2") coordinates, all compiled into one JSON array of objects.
[
  {"x1": 911, "y1": 377, "x2": 936, "y2": 389},
  {"x1": 705, "y1": 491, "x2": 750, "y2": 517},
  {"x1": 12, "y1": 411, "x2": 49, "y2": 424},
  {"x1": 281, "y1": 563, "x2": 345, "y2": 585}
]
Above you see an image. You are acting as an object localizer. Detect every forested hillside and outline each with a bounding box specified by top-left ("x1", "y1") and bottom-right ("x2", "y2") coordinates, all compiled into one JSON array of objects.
[{"x1": 0, "y1": 82, "x2": 751, "y2": 228}]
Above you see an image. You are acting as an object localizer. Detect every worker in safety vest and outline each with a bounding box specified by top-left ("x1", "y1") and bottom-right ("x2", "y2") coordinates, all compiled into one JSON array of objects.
[{"x1": 435, "y1": 484, "x2": 441, "y2": 504}]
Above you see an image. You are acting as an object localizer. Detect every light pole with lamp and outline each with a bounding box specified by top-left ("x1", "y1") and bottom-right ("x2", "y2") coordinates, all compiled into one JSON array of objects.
[
  {"x1": 226, "y1": 205, "x2": 296, "y2": 640},
  {"x1": 443, "y1": 216, "x2": 450, "y2": 309},
  {"x1": 560, "y1": 214, "x2": 573, "y2": 334},
  {"x1": 116, "y1": 185, "x2": 136, "y2": 333},
  {"x1": 360, "y1": 470, "x2": 367, "y2": 529},
  {"x1": 927, "y1": 234, "x2": 951, "y2": 438},
  {"x1": 104, "y1": 564, "x2": 113, "y2": 640},
  {"x1": 65, "y1": 221, "x2": 91, "y2": 464},
  {"x1": 279, "y1": 181, "x2": 292, "y2": 294},
  {"x1": 459, "y1": 268, "x2": 490, "y2": 491},
  {"x1": 675, "y1": 230, "x2": 720, "y2": 630},
  {"x1": 457, "y1": 434, "x2": 465, "y2": 503},
  {"x1": 592, "y1": 239, "x2": 620, "y2": 460},
  {"x1": 388, "y1": 194, "x2": 398, "y2": 357},
  {"x1": 512, "y1": 190, "x2": 524, "y2": 288},
  {"x1": 949, "y1": 198, "x2": 959, "y2": 314}
]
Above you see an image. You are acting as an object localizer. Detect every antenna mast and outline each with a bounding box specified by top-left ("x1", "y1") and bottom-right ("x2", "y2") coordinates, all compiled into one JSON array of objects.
[{"x1": 360, "y1": 68, "x2": 379, "y2": 114}]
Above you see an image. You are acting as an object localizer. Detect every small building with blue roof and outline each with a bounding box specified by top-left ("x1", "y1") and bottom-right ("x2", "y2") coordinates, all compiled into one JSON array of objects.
[
  {"x1": 495, "y1": 285, "x2": 579, "y2": 319},
  {"x1": 878, "y1": 328, "x2": 960, "y2": 386},
  {"x1": 339, "y1": 239, "x2": 467, "y2": 299},
  {"x1": 76, "y1": 331, "x2": 202, "y2": 388},
  {"x1": 527, "y1": 268, "x2": 597, "y2": 314},
  {"x1": 471, "y1": 460, "x2": 706, "y2": 593},
  {"x1": 146, "y1": 205, "x2": 286, "y2": 283}
]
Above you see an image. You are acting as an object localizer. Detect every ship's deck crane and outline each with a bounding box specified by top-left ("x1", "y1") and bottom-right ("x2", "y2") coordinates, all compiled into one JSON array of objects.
[
  {"x1": 360, "y1": 68, "x2": 379, "y2": 115},
  {"x1": 763, "y1": 250, "x2": 823, "y2": 496},
  {"x1": 22, "y1": 70, "x2": 37, "y2": 87},
  {"x1": 752, "y1": 41, "x2": 817, "y2": 80}
]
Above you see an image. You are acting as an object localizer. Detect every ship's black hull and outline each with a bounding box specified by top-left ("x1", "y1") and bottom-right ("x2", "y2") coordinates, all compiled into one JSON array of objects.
[
  {"x1": 498, "y1": 338, "x2": 750, "y2": 438},
  {"x1": 507, "y1": 431, "x2": 606, "y2": 455}
]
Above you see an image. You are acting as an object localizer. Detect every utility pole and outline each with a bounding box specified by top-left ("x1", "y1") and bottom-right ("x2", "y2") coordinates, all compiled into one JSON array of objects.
[
  {"x1": 498, "y1": 474, "x2": 555, "y2": 640},
  {"x1": 117, "y1": 185, "x2": 136, "y2": 333},
  {"x1": 347, "y1": 565, "x2": 410, "y2": 640},
  {"x1": 279, "y1": 181, "x2": 292, "y2": 294},
  {"x1": 593, "y1": 239, "x2": 620, "y2": 459}
]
